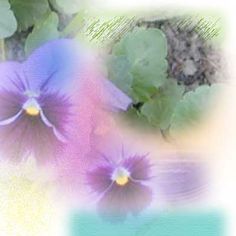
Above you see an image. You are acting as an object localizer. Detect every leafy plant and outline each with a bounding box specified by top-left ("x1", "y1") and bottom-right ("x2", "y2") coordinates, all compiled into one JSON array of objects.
[
  {"x1": 0, "y1": 0, "x2": 17, "y2": 39},
  {"x1": 169, "y1": 84, "x2": 221, "y2": 135},
  {"x1": 111, "y1": 27, "x2": 168, "y2": 102},
  {"x1": 141, "y1": 80, "x2": 184, "y2": 130},
  {"x1": 49, "y1": 0, "x2": 83, "y2": 15},
  {"x1": 0, "y1": 0, "x2": 87, "y2": 61},
  {"x1": 9, "y1": 0, "x2": 50, "y2": 31},
  {"x1": 25, "y1": 11, "x2": 59, "y2": 55},
  {"x1": 0, "y1": 1, "x2": 133, "y2": 61},
  {"x1": 107, "y1": 55, "x2": 133, "y2": 96},
  {"x1": 107, "y1": 27, "x2": 223, "y2": 137}
]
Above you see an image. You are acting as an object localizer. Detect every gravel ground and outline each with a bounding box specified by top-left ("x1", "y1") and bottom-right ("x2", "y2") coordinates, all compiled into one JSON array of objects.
[
  {"x1": 137, "y1": 18, "x2": 223, "y2": 91},
  {"x1": 5, "y1": 30, "x2": 28, "y2": 61}
]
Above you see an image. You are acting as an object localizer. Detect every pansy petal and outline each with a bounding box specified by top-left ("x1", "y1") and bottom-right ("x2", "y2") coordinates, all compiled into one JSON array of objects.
[
  {"x1": 0, "y1": 90, "x2": 25, "y2": 124},
  {"x1": 0, "y1": 61, "x2": 26, "y2": 92},
  {"x1": 98, "y1": 181, "x2": 152, "y2": 219},
  {"x1": 122, "y1": 155, "x2": 152, "y2": 181},
  {"x1": 23, "y1": 39, "x2": 82, "y2": 93},
  {"x1": 87, "y1": 165, "x2": 113, "y2": 194},
  {"x1": 40, "y1": 110, "x2": 66, "y2": 143},
  {"x1": 0, "y1": 109, "x2": 23, "y2": 125},
  {"x1": 0, "y1": 113, "x2": 60, "y2": 162},
  {"x1": 101, "y1": 78, "x2": 132, "y2": 111},
  {"x1": 38, "y1": 92, "x2": 71, "y2": 144}
]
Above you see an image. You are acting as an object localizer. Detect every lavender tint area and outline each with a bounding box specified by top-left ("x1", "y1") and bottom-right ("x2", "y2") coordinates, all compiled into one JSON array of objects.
[{"x1": 157, "y1": 159, "x2": 207, "y2": 202}]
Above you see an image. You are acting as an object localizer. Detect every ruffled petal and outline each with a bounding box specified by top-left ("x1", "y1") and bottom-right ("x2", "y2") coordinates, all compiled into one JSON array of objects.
[
  {"x1": 122, "y1": 155, "x2": 152, "y2": 181},
  {"x1": 0, "y1": 91, "x2": 71, "y2": 162},
  {"x1": 40, "y1": 110, "x2": 66, "y2": 143},
  {"x1": 0, "y1": 90, "x2": 26, "y2": 125},
  {"x1": 0, "y1": 62, "x2": 26, "y2": 92},
  {"x1": 0, "y1": 113, "x2": 60, "y2": 162},
  {"x1": 98, "y1": 181, "x2": 152, "y2": 219},
  {"x1": 23, "y1": 39, "x2": 82, "y2": 93},
  {"x1": 38, "y1": 91, "x2": 71, "y2": 143},
  {"x1": 102, "y1": 78, "x2": 132, "y2": 111},
  {"x1": 86, "y1": 165, "x2": 113, "y2": 194},
  {"x1": 0, "y1": 109, "x2": 23, "y2": 125}
]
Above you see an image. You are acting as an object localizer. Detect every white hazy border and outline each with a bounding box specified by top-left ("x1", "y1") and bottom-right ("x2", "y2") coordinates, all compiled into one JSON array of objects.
[{"x1": 91, "y1": 1, "x2": 236, "y2": 236}]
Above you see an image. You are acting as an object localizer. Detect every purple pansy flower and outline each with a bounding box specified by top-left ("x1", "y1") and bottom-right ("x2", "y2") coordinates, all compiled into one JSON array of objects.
[
  {"x1": 86, "y1": 153, "x2": 153, "y2": 219},
  {"x1": 0, "y1": 39, "x2": 131, "y2": 162}
]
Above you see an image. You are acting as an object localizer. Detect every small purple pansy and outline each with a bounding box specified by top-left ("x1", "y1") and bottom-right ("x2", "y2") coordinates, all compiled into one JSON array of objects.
[{"x1": 86, "y1": 153, "x2": 153, "y2": 219}]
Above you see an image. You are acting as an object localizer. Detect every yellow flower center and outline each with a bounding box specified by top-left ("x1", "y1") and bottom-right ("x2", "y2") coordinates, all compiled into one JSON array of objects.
[
  {"x1": 115, "y1": 175, "x2": 129, "y2": 186},
  {"x1": 25, "y1": 106, "x2": 40, "y2": 116},
  {"x1": 113, "y1": 167, "x2": 130, "y2": 186}
]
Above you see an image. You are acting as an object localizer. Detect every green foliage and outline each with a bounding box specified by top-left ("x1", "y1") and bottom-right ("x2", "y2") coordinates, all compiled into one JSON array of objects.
[
  {"x1": 141, "y1": 80, "x2": 184, "y2": 130},
  {"x1": 61, "y1": 11, "x2": 85, "y2": 38},
  {"x1": 112, "y1": 27, "x2": 168, "y2": 102},
  {"x1": 170, "y1": 84, "x2": 222, "y2": 135},
  {"x1": 107, "y1": 55, "x2": 133, "y2": 96},
  {"x1": 49, "y1": 0, "x2": 83, "y2": 14},
  {"x1": 0, "y1": 0, "x2": 17, "y2": 38},
  {"x1": 108, "y1": 27, "x2": 177, "y2": 131},
  {"x1": 9, "y1": 0, "x2": 49, "y2": 31},
  {"x1": 25, "y1": 11, "x2": 59, "y2": 55},
  {"x1": 108, "y1": 27, "x2": 222, "y2": 136}
]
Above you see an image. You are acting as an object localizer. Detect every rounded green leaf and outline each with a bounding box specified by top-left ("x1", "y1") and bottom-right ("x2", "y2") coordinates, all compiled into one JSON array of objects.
[
  {"x1": 0, "y1": 0, "x2": 17, "y2": 38},
  {"x1": 50, "y1": 0, "x2": 83, "y2": 14},
  {"x1": 170, "y1": 84, "x2": 223, "y2": 135},
  {"x1": 25, "y1": 11, "x2": 59, "y2": 55},
  {"x1": 107, "y1": 55, "x2": 133, "y2": 96},
  {"x1": 9, "y1": 0, "x2": 49, "y2": 31},
  {"x1": 115, "y1": 27, "x2": 168, "y2": 63},
  {"x1": 141, "y1": 80, "x2": 184, "y2": 130},
  {"x1": 112, "y1": 27, "x2": 168, "y2": 101}
]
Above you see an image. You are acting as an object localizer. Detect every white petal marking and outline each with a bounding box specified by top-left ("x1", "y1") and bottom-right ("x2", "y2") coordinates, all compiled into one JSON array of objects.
[
  {"x1": 40, "y1": 110, "x2": 67, "y2": 143},
  {"x1": 0, "y1": 110, "x2": 23, "y2": 126}
]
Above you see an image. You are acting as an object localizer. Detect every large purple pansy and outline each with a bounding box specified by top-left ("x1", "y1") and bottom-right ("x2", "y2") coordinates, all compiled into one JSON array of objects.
[
  {"x1": 0, "y1": 39, "x2": 131, "y2": 162},
  {"x1": 86, "y1": 154, "x2": 153, "y2": 219}
]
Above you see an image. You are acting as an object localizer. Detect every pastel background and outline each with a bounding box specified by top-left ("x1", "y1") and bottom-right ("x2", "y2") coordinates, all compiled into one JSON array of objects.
[{"x1": 0, "y1": 0, "x2": 234, "y2": 235}]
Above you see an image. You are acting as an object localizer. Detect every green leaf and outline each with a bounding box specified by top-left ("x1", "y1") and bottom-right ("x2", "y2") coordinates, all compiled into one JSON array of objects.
[
  {"x1": 112, "y1": 27, "x2": 168, "y2": 101},
  {"x1": 0, "y1": 0, "x2": 17, "y2": 38},
  {"x1": 61, "y1": 11, "x2": 85, "y2": 38},
  {"x1": 50, "y1": 0, "x2": 83, "y2": 14},
  {"x1": 9, "y1": 0, "x2": 49, "y2": 31},
  {"x1": 141, "y1": 79, "x2": 184, "y2": 130},
  {"x1": 170, "y1": 84, "x2": 222, "y2": 135},
  {"x1": 132, "y1": 82, "x2": 157, "y2": 103},
  {"x1": 107, "y1": 55, "x2": 133, "y2": 96},
  {"x1": 25, "y1": 11, "x2": 59, "y2": 55}
]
